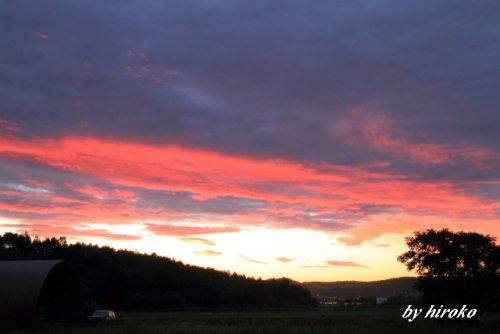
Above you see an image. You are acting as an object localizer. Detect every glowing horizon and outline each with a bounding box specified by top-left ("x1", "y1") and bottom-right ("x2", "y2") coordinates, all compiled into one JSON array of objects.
[{"x1": 0, "y1": 134, "x2": 497, "y2": 281}]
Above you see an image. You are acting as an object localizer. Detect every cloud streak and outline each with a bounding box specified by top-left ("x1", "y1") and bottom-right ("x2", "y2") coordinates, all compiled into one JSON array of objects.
[
  {"x1": 181, "y1": 237, "x2": 216, "y2": 246},
  {"x1": 195, "y1": 249, "x2": 221, "y2": 257},
  {"x1": 240, "y1": 255, "x2": 267, "y2": 265},
  {"x1": 326, "y1": 260, "x2": 369, "y2": 268}
]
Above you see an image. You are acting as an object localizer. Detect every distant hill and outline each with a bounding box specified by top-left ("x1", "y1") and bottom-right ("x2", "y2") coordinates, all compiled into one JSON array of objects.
[
  {"x1": 302, "y1": 277, "x2": 419, "y2": 299},
  {"x1": 0, "y1": 232, "x2": 314, "y2": 310}
]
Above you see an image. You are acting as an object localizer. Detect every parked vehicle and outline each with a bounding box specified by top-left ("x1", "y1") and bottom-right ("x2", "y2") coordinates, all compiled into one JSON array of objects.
[{"x1": 87, "y1": 309, "x2": 116, "y2": 323}]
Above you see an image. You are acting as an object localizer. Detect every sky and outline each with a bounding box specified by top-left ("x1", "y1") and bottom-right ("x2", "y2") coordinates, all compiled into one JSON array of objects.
[{"x1": 1, "y1": 0, "x2": 499, "y2": 282}]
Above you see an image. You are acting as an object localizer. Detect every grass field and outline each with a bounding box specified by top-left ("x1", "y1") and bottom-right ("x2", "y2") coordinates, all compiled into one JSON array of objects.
[{"x1": 11, "y1": 308, "x2": 500, "y2": 334}]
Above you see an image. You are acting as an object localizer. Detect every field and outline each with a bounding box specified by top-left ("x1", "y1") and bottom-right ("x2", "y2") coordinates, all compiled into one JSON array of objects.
[{"x1": 12, "y1": 308, "x2": 500, "y2": 334}]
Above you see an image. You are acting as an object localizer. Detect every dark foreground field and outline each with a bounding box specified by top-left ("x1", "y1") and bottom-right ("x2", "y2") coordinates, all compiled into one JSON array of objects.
[{"x1": 12, "y1": 308, "x2": 500, "y2": 334}]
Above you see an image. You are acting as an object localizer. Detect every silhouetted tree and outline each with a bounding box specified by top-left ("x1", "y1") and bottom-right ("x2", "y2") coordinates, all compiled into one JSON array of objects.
[{"x1": 398, "y1": 229, "x2": 500, "y2": 318}]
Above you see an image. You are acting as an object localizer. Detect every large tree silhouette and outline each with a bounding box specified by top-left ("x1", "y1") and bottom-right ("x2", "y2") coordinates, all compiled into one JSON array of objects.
[{"x1": 398, "y1": 229, "x2": 500, "y2": 317}]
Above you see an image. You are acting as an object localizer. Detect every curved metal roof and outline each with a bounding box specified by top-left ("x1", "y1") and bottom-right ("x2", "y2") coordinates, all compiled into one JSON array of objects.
[{"x1": 0, "y1": 260, "x2": 77, "y2": 329}]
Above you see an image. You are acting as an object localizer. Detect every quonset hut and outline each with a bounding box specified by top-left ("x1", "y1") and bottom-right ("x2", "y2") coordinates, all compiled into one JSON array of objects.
[{"x1": 0, "y1": 260, "x2": 79, "y2": 329}]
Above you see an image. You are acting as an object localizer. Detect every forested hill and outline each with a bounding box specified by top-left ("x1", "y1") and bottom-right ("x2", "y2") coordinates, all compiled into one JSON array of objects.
[
  {"x1": 0, "y1": 232, "x2": 314, "y2": 309},
  {"x1": 303, "y1": 277, "x2": 419, "y2": 299}
]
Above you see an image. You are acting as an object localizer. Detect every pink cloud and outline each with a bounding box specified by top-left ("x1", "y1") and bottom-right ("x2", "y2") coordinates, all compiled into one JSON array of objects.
[
  {"x1": 336, "y1": 107, "x2": 497, "y2": 167},
  {"x1": 0, "y1": 134, "x2": 498, "y2": 243},
  {"x1": 326, "y1": 260, "x2": 369, "y2": 268},
  {"x1": 34, "y1": 32, "x2": 48, "y2": 40}
]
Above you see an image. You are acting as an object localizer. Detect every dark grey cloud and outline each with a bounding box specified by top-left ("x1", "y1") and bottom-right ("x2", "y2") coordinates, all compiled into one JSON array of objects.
[
  {"x1": 1, "y1": 0, "x2": 499, "y2": 181},
  {"x1": 0, "y1": 210, "x2": 59, "y2": 221},
  {"x1": 267, "y1": 203, "x2": 394, "y2": 231},
  {"x1": 453, "y1": 183, "x2": 500, "y2": 203},
  {"x1": 134, "y1": 189, "x2": 266, "y2": 215}
]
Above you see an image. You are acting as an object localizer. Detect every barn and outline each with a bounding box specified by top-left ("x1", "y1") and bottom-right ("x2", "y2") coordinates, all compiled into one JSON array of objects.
[{"x1": 0, "y1": 260, "x2": 79, "y2": 329}]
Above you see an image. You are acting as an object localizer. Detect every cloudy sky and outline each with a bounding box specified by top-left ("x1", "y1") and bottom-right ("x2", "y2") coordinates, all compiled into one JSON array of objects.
[{"x1": 1, "y1": 0, "x2": 499, "y2": 281}]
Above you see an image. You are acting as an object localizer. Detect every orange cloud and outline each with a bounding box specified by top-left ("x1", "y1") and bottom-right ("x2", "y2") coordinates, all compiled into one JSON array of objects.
[
  {"x1": 181, "y1": 237, "x2": 216, "y2": 246},
  {"x1": 240, "y1": 255, "x2": 267, "y2": 264},
  {"x1": 146, "y1": 224, "x2": 239, "y2": 236},
  {"x1": 276, "y1": 257, "x2": 294, "y2": 263},
  {"x1": 10, "y1": 223, "x2": 141, "y2": 241},
  {"x1": 326, "y1": 260, "x2": 369, "y2": 268},
  {"x1": 195, "y1": 249, "x2": 221, "y2": 257}
]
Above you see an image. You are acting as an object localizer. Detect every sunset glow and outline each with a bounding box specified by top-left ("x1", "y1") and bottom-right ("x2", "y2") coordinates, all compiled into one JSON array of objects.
[{"x1": 1, "y1": 1, "x2": 499, "y2": 282}]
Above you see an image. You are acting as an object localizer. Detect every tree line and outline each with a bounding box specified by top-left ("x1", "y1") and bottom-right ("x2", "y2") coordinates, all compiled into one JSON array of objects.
[{"x1": 0, "y1": 232, "x2": 314, "y2": 310}]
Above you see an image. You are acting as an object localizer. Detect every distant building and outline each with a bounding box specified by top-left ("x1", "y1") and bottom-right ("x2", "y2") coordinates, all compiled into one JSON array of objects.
[
  {"x1": 376, "y1": 297, "x2": 388, "y2": 305},
  {"x1": 315, "y1": 294, "x2": 341, "y2": 307}
]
